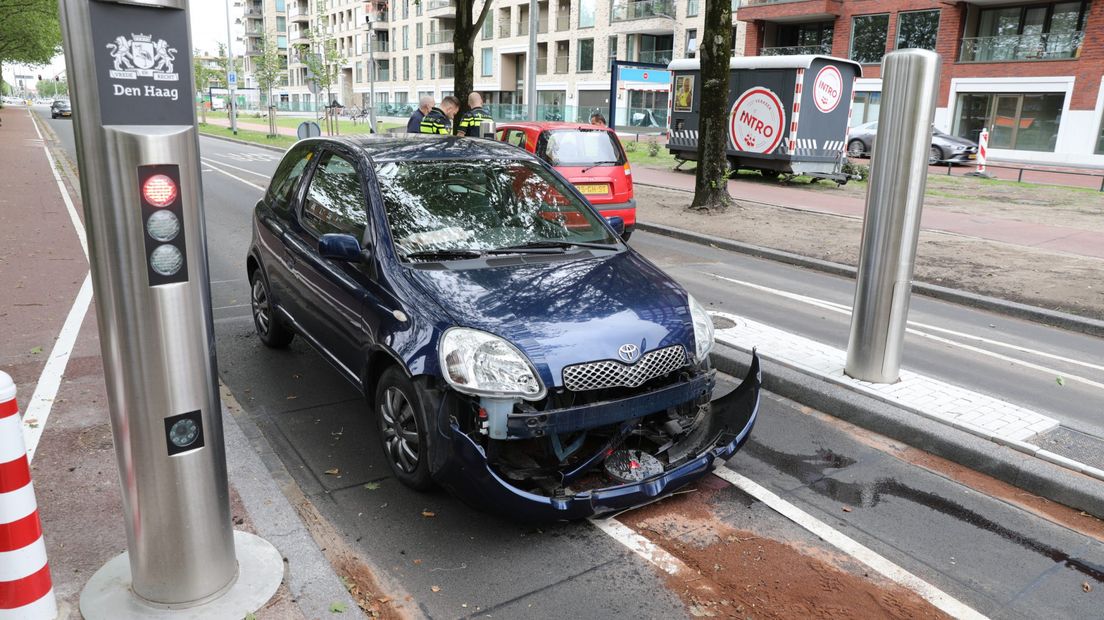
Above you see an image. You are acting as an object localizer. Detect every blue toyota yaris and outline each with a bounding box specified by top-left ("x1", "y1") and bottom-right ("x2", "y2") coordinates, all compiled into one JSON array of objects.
[{"x1": 247, "y1": 135, "x2": 760, "y2": 520}]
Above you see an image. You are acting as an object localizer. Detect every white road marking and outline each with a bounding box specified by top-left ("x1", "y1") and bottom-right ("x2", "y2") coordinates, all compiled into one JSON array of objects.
[
  {"x1": 29, "y1": 111, "x2": 88, "y2": 259},
  {"x1": 200, "y1": 158, "x2": 266, "y2": 190},
  {"x1": 708, "y1": 273, "x2": 1104, "y2": 390},
  {"x1": 712, "y1": 468, "x2": 990, "y2": 620},
  {"x1": 201, "y1": 156, "x2": 273, "y2": 179},
  {"x1": 209, "y1": 151, "x2": 279, "y2": 162},
  {"x1": 23, "y1": 274, "x2": 94, "y2": 462},
  {"x1": 589, "y1": 516, "x2": 689, "y2": 576}
]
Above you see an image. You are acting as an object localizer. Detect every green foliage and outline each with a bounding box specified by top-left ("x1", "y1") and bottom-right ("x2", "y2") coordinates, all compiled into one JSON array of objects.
[
  {"x1": 296, "y1": 1, "x2": 345, "y2": 101},
  {"x1": 842, "y1": 160, "x2": 869, "y2": 181},
  {"x1": 625, "y1": 140, "x2": 637, "y2": 153},
  {"x1": 0, "y1": 0, "x2": 61, "y2": 66},
  {"x1": 214, "y1": 42, "x2": 244, "y2": 87},
  {"x1": 253, "y1": 35, "x2": 284, "y2": 106},
  {"x1": 647, "y1": 139, "x2": 659, "y2": 157},
  {"x1": 35, "y1": 79, "x2": 66, "y2": 98},
  {"x1": 193, "y1": 51, "x2": 219, "y2": 96}
]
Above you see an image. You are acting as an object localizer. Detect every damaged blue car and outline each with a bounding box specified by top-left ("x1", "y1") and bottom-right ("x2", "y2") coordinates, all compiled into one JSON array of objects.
[{"x1": 247, "y1": 135, "x2": 760, "y2": 520}]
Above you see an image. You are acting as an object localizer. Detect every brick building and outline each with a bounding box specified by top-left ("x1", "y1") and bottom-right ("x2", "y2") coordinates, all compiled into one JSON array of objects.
[{"x1": 737, "y1": 0, "x2": 1104, "y2": 165}]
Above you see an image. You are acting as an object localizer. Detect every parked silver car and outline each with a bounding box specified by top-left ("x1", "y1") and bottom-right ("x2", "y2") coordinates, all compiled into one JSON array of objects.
[{"x1": 847, "y1": 122, "x2": 979, "y2": 165}]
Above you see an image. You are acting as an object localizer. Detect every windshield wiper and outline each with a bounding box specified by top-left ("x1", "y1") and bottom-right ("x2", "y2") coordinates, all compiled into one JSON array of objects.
[
  {"x1": 403, "y1": 249, "x2": 484, "y2": 262},
  {"x1": 494, "y1": 240, "x2": 618, "y2": 253},
  {"x1": 580, "y1": 161, "x2": 619, "y2": 174}
]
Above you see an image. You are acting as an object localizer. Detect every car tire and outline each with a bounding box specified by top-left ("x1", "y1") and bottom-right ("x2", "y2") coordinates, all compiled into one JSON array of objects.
[
  {"x1": 929, "y1": 146, "x2": 944, "y2": 165},
  {"x1": 621, "y1": 230, "x2": 633, "y2": 242},
  {"x1": 760, "y1": 169, "x2": 780, "y2": 179},
  {"x1": 250, "y1": 270, "x2": 294, "y2": 348},
  {"x1": 375, "y1": 367, "x2": 434, "y2": 491},
  {"x1": 847, "y1": 139, "x2": 865, "y2": 158}
]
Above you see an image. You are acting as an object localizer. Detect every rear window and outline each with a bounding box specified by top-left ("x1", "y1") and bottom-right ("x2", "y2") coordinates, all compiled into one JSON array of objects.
[{"x1": 538, "y1": 129, "x2": 624, "y2": 167}]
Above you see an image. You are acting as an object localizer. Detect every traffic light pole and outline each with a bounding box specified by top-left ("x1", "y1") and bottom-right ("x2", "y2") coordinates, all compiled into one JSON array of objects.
[{"x1": 57, "y1": 0, "x2": 281, "y2": 616}]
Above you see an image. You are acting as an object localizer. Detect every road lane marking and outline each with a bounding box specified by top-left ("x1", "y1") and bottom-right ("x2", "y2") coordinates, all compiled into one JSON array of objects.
[
  {"x1": 589, "y1": 516, "x2": 690, "y2": 576},
  {"x1": 200, "y1": 159, "x2": 266, "y2": 191},
  {"x1": 29, "y1": 110, "x2": 87, "y2": 259},
  {"x1": 712, "y1": 468, "x2": 990, "y2": 620},
  {"x1": 708, "y1": 273, "x2": 1104, "y2": 390},
  {"x1": 22, "y1": 274, "x2": 93, "y2": 462},
  {"x1": 200, "y1": 156, "x2": 273, "y2": 179}
]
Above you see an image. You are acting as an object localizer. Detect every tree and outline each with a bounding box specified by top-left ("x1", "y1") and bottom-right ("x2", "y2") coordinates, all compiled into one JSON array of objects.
[
  {"x1": 35, "y1": 78, "x2": 66, "y2": 97},
  {"x1": 214, "y1": 42, "x2": 243, "y2": 88},
  {"x1": 298, "y1": 2, "x2": 344, "y2": 110},
  {"x1": 0, "y1": 0, "x2": 62, "y2": 85},
  {"x1": 451, "y1": 0, "x2": 493, "y2": 127},
  {"x1": 253, "y1": 35, "x2": 283, "y2": 108},
  {"x1": 689, "y1": 0, "x2": 735, "y2": 212},
  {"x1": 193, "y1": 50, "x2": 218, "y2": 123}
]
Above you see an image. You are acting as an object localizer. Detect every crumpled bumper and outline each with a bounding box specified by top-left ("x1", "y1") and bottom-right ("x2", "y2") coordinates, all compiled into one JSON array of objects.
[{"x1": 428, "y1": 352, "x2": 761, "y2": 521}]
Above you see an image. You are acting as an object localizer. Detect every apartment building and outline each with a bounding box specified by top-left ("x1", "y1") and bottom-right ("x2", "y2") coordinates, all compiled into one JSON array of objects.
[
  {"x1": 239, "y1": 0, "x2": 291, "y2": 92},
  {"x1": 737, "y1": 0, "x2": 1104, "y2": 164},
  {"x1": 245, "y1": 0, "x2": 745, "y2": 126}
]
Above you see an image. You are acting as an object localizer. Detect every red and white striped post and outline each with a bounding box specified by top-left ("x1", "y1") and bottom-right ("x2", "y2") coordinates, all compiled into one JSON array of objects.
[
  {"x1": 968, "y1": 128, "x2": 993, "y2": 178},
  {"x1": 0, "y1": 372, "x2": 57, "y2": 619}
]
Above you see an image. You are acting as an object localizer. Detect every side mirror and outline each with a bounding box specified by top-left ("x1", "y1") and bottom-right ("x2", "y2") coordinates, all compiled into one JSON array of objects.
[
  {"x1": 605, "y1": 216, "x2": 625, "y2": 236},
  {"x1": 318, "y1": 233, "x2": 363, "y2": 262}
]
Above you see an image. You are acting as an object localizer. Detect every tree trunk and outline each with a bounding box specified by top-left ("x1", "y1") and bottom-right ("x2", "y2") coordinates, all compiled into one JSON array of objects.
[
  {"x1": 453, "y1": 1, "x2": 493, "y2": 133},
  {"x1": 690, "y1": 0, "x2": 735, "y2": 212}
]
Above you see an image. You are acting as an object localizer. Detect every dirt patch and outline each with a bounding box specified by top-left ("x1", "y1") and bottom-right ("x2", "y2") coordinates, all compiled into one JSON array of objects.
[
  {"x1": 635, "y1": 184, "x2": 1104, "y2": 319},
  {"x1": 619, "y1": 481, "x2": 950, "y2": 619}
]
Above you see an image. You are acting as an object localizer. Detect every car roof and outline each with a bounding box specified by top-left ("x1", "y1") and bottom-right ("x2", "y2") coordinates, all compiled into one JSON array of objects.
[
  {"x1": 496, "y1": 121, "x2": 613, "y2": 132},
  {"x1": 302, "y1": 134, "x2": 541, "y2": 163}
]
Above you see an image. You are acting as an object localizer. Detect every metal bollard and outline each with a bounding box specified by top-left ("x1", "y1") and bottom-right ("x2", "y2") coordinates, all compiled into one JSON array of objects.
[
  {"x1": 480, "y1": 119, "x2": 497, "y2": 139},
  {"x1": 845, "y1": 49, "x2": 941, "y2": 383},
  {"x1": 0, "y1": 372, "x2": 58, "y2": 619}
]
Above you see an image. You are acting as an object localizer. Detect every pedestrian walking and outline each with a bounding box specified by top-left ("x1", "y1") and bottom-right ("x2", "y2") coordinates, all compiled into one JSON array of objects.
[
  {"x1": 456, "y1": 92, "x2": 493, "y2": 137},
  {"x1": 419, "y1": 96, "x2": 459, "y2": 135},
  {"x1": 407, "y1": 95, "x2": 434, "y2": 133},
  {"x1": 590, "y1": 112, "x2": 607, "y2": 127}
]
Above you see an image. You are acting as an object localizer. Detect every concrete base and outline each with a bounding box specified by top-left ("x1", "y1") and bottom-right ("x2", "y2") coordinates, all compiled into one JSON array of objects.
[{"x1": 79, "y1": 531, "x2": 283, "y2": 619}]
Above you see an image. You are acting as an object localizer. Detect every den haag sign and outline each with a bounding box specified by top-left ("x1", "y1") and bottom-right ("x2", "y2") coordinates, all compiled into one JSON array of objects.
[{"x1": 89, "y1": 0, "x2": 193, "y2": 125}]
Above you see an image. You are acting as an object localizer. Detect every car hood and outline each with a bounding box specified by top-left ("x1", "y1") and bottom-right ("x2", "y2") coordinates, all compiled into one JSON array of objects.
[
  {"x1": 934, "y1": 133, "x2": 976, "y2": 148},
  {"x1": 403, "y1": 250, "x2": 695, "y2": 388}
]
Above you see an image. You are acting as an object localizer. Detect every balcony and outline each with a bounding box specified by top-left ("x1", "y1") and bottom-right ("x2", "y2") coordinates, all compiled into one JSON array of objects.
[
  {"x1": 556, "y1": 13, "x2": 570, "y2": 30},
  {"x1": 736, "y1": 0, "x2": 841, "y2": 24},
  {"x1": 289, "y1": 2, "x2": 309, "y2": 21},
  {"x1": 554, "y1": 55, "x2": 569, "y2": 73},
  {"x1": 499, "y1": 22, "x2": 512, "y2": 37},
  {"x1": 537, "y1": 55, "x2": 548, "y2": 74},
  {"x1": 637, "y1": 49, "x2": 672, "y2": 64},
  {"x1": 959, "y1": 32, "x2": 1083, "y2": 63},
  {"x1": 611, "y1": 0, "x2": 674, "y2": 22},
  {"x1": 368, "y1": 2, "x2": 389, "y2": 24},
  {"x1": 441, "y1": 63, "x2": 455, "y2": 78},
  {"x1": 243, "y1": 4, "x2": 263, "y2": 18},
  {"x1": 427, "y1": 30, "x2": 454, "y2": 45},
  {"x1": 291, "y1": 27, "x2": 311, "y2": 43},
  {"x1": 372, "y1": 40, "x2": 390, "y2": 53},
  {"x1": 427, "y1": 0, "x2": 456, "y2": 13},
  {"x1": 760, "y1": 43, "x2": 831, "y2": 55}
]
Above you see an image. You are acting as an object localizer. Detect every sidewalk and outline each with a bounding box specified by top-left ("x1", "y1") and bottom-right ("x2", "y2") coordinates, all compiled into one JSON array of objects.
[
  {"x1": 3, "y1": 109, "x2": 379, "y2": 617},
  {"x1": 632, "y1": 166, "x2": 1104, "y2": 260}
]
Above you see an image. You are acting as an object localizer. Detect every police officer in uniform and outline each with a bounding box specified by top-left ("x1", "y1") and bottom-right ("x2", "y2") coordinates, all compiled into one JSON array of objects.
[
  {"x1": 456, "y1": 92, "x2": 493, "y2": 137},
  {"x1": 419, "y1": 95, "x2": 460, "y2": 134}
]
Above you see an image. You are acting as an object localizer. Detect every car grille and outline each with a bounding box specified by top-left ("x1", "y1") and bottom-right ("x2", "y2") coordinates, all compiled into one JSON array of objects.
[{"x1": 562, "y1": 345, "x2": 688, "y2": 392}]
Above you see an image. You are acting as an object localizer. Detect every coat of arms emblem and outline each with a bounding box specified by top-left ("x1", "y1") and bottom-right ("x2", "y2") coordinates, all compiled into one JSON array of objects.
[{"x1": 106, "y1": 33, "x2": 178, "y2": 79}]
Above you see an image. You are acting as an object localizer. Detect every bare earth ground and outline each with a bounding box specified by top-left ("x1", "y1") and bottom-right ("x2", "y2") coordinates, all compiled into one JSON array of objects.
[{"x1": 633, "y1": 183, "x2": 1104, "y2": 319}]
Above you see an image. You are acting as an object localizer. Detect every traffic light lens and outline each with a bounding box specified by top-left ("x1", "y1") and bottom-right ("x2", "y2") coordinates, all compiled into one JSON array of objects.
[
  {"x1": 150, "y1": 244, "x2": 184, "y2": 276},
  {"x1": 143, "y1": 174, "x2": 178, "y2": 207},
  {"x1": 168, "y1": 418, "x2": 200, "y2": 448},
  {"x1": 146, "y1": 210, "x2": 180, "y2": 242}
]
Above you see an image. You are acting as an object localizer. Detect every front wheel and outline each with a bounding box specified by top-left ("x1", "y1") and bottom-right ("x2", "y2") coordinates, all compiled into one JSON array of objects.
[
  {"x1": 928, "y1": 146, "x2": 944, "y2": 165},
  {"x1": 847, "y1": 139, "x2": 865, "y2": 158},
  {"x1": 250, "y1": 270, "x2": 294, "y2": 348},
  {"x1": 375, "y1": 367, "x2": 434, "y2": 490}
]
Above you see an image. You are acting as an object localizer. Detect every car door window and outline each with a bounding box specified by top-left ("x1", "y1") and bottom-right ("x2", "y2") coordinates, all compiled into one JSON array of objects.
[
  {"x1": 268, "y1": 145, "x2": 314, "y2": 215},
  {"x1": 504, "y1": 129, "x2": 528, "y2": 149},
  {"x1": 301, "y1": 151, "x2": 368, "y2": 238}
]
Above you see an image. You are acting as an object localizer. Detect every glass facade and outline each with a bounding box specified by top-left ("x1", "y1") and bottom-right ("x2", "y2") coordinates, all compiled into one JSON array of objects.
[
  {"x1": 578, "y1": 38, "x2": 594, "y2": 71},
  {"x1": 962, "y1": 2, "x2": 1087, "y2": 62},
  {"x1": 580, "y1": 0, "x2": 596, "y2": 27},
  {"x1": 850, "y1": 91, "x2": 881, "y2": 126},
  {"x1": 896, "y1": 10, "x2": 939, "y2": 51},
  {"x1": 850, "y1": 14, "x2": 889, "y2": 64},
  {"x1": 482, "y1": 47, "x2": 493, "y2": 76},
  {"x1": 954, "y1": 92, "x2": 1065, "y2": 151}
]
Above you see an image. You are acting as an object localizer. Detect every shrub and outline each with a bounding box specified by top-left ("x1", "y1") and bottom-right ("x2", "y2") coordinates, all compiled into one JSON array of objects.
[
  {"x1": 843, "y1": 161, "x2": 869, "y2": 182},
  {"x1": 625, "y1": 140, "x2": 637, "y2": 153},
  {"x1": 647, "y1": 139, "x2": 660, "y2": 157}
]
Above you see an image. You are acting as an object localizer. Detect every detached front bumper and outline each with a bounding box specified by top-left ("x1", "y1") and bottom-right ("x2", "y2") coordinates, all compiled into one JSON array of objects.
[{"x1": 429, "y1": 353, "x2": 762, "y2": 521}]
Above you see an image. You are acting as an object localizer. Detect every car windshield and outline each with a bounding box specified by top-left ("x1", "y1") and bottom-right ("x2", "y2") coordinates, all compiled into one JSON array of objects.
[
  {"x1": 375, "y1": 159, "x2": 618, "y2": 259},
  {"x1": 539, "y1": 129, "x2": 624, "y2": 167}
]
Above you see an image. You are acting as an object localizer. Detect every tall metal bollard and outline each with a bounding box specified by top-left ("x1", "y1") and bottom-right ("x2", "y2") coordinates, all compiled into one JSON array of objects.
[
  {"x1": 0, "y1": 372, "x2": 58, "y2": 619},
  {"x1": 845, "y1": 49, "x2": 941, "y2": 383}
]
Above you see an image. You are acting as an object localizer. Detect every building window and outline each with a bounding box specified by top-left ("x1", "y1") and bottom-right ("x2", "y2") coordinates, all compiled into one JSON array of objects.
[
  {"x1": 431, "y1": 54, "x2": 436, "y2": 78},
  {"x1": 953, "y1": 92, "x2": 1065, "y2": 152},
  {"x1": 416, "y1": 55, "x2": 423, "y2": 80},
  {"x1": 1096, "y1": 114, "x2": 1104, "y2": 154},
  {"x1": 768, "y1": 22, "x2": 833, "y2": 55},
  {"x1": 275, "y1": 0, "x2": 285, "y2": 11},
  {"x1": 416, "y1": 23, "x2": 423, "y2": 48},
  {"x1": 685, "y1": 28, "x2": 697, "y2": 57},
  {"x1": 961, "y1": 2, "x2": 1087, "y2": 62},
  {"x1": 403, "y1": 56, "x2": 409, "y2": 80},
  {"x1": 277, "y1": 16, "x2": 287, "y2": 32},
  {"x1": 850, "y1": 14, "x2": 889, "y2": 64},
  {"x1": 482, "y1": 14, "x2": 494, "y2": 40},
  {"x1": 402, "y1": 0, "x2": 409, "y2": 19},
  {"x1": 608, "y1": 35, "x2": 618, "y2": 65},
  {"x1": 896, "y1": 10, "x2": 939, "y2": 51},
  {"x1": 277, "y1": 35, "x2": 288, "y2": 49},
  {"x1": 416, "y1": 0, "x2": 422, "y2": 15},
  {"x1": 580, "y1": 0, "x2": 595, "y2": 28},
  {"x1": 686, "y1": 0, "x2": 699, "y2": 17},
  {"x1": 578, "y1": 38, "x2": 594, "y2": 71},
  {"x1": 850, "y1": 91, "x2": 881, "y2": 125},
  {"x1": 403, "y1": 25, "x2": 409, "y2": 50},
  {"x1": 482, "y1": 47, "x2": 493, "y2": 76},
  {"x1": 356, "y1": 61, "x2": 363, "y2": 82}
]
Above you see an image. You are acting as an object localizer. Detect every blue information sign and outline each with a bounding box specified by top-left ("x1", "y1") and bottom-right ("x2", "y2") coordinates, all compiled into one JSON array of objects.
[{"x1": 618, "y1": 68, "x2": 671, "y2": 84}]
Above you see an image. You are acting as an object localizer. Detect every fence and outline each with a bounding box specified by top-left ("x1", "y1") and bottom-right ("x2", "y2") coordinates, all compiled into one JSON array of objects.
[{"x1": 937, "y1": 160, "x2": 1104, "y2": 192}]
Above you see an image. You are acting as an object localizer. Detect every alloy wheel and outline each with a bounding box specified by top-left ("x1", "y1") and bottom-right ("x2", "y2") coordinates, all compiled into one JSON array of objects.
[
  {"x1": 380, "y1": 387, "x2": 420, "y2": 473},
  {"x1": 251, "y1": 277, "x2": 271, "y2": 335}
]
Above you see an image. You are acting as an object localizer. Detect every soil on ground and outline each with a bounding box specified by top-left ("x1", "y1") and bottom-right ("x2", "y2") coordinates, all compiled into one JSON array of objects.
[
  {"x1": 617, "y1": 477, "x2": 950, "y2": 619},
  {"x1": 634, "y1": 184, "x2": 1104, "y2": 319}
]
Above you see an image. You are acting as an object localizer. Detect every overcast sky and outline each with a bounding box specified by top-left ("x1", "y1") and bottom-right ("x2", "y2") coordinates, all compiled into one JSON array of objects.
[{"x1": 4, "y1": 0, "x2": 238, "y2": 86}]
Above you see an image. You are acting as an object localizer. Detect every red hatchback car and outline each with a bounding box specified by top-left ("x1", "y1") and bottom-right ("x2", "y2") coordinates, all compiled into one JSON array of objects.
[{"x1": 496, "y1": 122, "x2": 636, "y2": 239}]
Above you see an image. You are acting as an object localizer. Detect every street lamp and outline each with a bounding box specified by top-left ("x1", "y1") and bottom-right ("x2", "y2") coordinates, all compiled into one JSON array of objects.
[{"x1": 224, "y1": 0, "x2": 238, "y2": 134}]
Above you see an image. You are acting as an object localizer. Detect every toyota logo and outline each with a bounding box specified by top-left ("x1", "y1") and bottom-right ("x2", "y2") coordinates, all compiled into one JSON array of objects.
[{"x1": 618, "y1": 343, "x2": 640, "y2": 363}]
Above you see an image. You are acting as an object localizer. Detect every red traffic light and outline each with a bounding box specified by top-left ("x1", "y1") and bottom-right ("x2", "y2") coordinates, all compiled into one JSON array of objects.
[{"x1": 142, "y1": 174, "x2": 178, "y2": 207}]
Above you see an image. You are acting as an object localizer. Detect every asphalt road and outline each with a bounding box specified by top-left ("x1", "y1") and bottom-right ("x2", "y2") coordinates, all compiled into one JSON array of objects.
[{"x1": 36, "y1": 108, "x2": 1104, "y2": 619}]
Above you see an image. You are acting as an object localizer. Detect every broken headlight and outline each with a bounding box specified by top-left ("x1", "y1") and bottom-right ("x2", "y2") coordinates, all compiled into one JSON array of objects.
[
  {"x1": 688, "y1": 294, "x2": 715, "y2": 362},
  {"x1": 439, "y1": 327, "x2": 546, "y2": 400}
]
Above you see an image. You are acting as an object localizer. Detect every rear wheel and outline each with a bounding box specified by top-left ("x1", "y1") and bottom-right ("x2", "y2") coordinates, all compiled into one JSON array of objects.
[
  {"x1": 375, "y1": 367, "x2": 434, "y2": 490},
  {"x1": 929, "y1": 146, "x2": 944, "y2": 165},
  {"x1": 250, "y1": 270, "x2": 294, "y2": 348},
  {"x1": 847, "y1": 139, "x2": 865, "y2": 158}
]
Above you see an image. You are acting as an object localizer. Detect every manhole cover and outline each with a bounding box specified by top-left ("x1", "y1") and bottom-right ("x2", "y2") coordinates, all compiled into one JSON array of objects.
[{"x1": 712, "y1": 316, "x2": 737, "y2": 330}]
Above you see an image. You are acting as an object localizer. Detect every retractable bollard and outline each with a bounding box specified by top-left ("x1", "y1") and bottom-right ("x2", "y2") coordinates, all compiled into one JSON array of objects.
[
  {"x1": 0, "y1": 372, "x2": 58, "y2": 619},
  {"x1": 844, "y1": 50, "x2": 941, "y2": 383},
  {"x1": 967, "y1": 128, "x2": 993, "y2": 178},
  {"x1": 57, "y1": 0, "x2": 283, "y2": 617}
]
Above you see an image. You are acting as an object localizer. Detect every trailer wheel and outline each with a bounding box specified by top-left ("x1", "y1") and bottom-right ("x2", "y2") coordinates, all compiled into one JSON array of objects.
[
  {"x1": 847, "y1": 139, "x2": 866, "y2": 158},
  {"x1": 760, "y1": 169, "x2": 780, "y2": 179}
]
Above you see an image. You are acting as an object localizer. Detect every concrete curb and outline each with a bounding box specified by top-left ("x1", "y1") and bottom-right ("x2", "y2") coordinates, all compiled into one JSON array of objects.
[
  {"x1": 637, "y1": 221, "x2": 1104, "y2": 339},
  {"x1": 710, "y1": 344, "x2": 1104, "y2": 518}
]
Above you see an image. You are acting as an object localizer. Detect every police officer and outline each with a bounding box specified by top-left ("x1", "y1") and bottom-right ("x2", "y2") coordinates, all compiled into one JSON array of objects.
[
  {"x1": 419, "y1": 95, "x2": 459, "y2": 135},
  {"x1": 456, "y1": 92, "x2": 493, "y2": 137}
]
